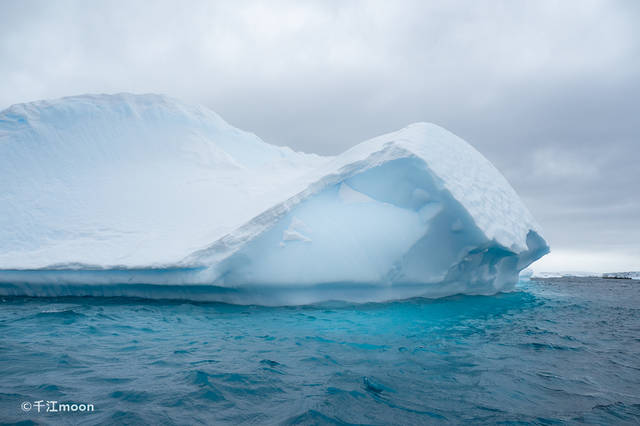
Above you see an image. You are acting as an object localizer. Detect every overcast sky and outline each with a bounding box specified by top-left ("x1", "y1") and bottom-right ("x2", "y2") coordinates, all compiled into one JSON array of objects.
[{"x1": 1, "y1": 0, "x2": 638, "y2": 272}]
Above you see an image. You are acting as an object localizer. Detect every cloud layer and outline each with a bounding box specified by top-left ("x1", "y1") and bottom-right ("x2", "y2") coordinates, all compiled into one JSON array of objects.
[{"x1": 1, "y1": 0, "x2": 638, "y2": 271}]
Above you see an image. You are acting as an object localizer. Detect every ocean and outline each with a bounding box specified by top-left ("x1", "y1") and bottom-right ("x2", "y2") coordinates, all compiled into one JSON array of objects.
[{"x1": 1, "y1": 277, "x2": 639, "y2": 425}]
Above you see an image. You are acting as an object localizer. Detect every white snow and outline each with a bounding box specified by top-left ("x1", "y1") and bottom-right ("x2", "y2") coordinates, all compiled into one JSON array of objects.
[
  {"x1": 0, "y1": 94, "x2": 549, "y2": 304},
  {"x1": 0, "y1": 93, "x2": 327, "y2": 269},
  {"x1": 338, "y1": 182, "x2": 376, "y2": 203},
  {"x1": 282, "y1": 218, "x2": 312, "y2": 244}
]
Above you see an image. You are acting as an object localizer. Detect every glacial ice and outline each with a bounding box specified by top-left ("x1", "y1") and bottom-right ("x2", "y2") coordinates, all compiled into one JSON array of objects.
[{"x1": 0, "y1": 94, "x2": 549, "y2": 304}]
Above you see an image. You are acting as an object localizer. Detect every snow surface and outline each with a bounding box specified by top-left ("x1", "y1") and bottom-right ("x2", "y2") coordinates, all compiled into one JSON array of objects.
[{"x1": 0, "y1": 94, "x2": 549, "y2": 304}]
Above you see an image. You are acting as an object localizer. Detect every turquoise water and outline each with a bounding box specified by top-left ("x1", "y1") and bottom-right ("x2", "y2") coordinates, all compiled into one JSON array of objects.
[{"x1": 1, "y1": 278, "x2": 639, "y2": 425}]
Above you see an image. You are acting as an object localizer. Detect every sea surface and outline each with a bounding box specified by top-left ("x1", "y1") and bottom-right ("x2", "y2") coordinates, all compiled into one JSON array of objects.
[{"x1": 1, "y1": 278, "x2": 639, "y2": 425}]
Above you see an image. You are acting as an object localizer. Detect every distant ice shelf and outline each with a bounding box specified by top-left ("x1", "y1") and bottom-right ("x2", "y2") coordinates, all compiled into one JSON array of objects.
[{"x1": 0, "y1": 93, "x2": 549, "y2": 304}]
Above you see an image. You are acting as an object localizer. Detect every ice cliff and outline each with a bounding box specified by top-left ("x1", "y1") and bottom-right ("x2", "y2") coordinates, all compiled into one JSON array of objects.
[{"x1": 0, "y1": 94, "x2": 548, "y2": 304}]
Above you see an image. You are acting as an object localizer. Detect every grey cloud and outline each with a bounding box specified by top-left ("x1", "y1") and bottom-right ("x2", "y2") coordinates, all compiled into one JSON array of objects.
[{"x1": 1, "y1": 0, "x2": 638, "y2": 270}]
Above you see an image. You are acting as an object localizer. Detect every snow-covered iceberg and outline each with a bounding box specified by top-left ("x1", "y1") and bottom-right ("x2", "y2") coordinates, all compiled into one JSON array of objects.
[{"x1": 0, "y1": 94, "x2": 548, "y2": 304}]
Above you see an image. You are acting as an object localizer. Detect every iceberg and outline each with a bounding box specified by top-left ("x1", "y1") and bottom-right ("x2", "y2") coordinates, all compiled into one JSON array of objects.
[{"x1": 0, "y1": 94, "x2": 548, "y2": 304}]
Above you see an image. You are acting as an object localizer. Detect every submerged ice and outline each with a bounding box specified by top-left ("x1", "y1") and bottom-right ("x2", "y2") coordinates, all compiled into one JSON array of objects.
[{"x1": 0, "y1": 94, "x2": 548, "y2": 304}]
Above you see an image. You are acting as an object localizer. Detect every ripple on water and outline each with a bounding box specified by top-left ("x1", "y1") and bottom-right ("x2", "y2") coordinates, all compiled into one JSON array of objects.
[{"x1": 0, "y1": 278, "x2": 638, "y2": 424}]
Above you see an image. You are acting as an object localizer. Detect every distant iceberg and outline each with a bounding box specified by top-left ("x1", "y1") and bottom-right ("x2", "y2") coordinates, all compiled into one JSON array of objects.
[
  {"x1": 0, "y1": 94, "x2": 548, "y2": 304},
  {"x1": 602, "y1": 272, "x2": 640, "y2": 280}
]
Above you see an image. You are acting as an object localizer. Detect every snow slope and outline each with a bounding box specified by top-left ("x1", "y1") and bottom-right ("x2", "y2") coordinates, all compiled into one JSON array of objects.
[
  {"x1": 0, "y1": 94, "x2": 326, "y2": 268},
  {"x1": 0, "y1": 94, "x2": 548, "y2": 304}
]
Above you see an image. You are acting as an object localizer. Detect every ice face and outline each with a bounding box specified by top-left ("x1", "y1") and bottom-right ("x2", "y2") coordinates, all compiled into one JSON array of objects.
[{"x1": 0, "y1": 94, "x2": 548, "y2": 304}]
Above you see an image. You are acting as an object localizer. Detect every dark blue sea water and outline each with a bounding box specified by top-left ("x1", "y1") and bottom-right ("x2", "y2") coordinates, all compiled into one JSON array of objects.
[{"x1": 1, "y1": 278, "x2": 639, "y2": 425}]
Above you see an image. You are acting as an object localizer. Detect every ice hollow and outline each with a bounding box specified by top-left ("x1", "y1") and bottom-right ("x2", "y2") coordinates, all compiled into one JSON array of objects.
[{"x1": 0, "y1": 94, "x2": 548, "y2": 304}]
